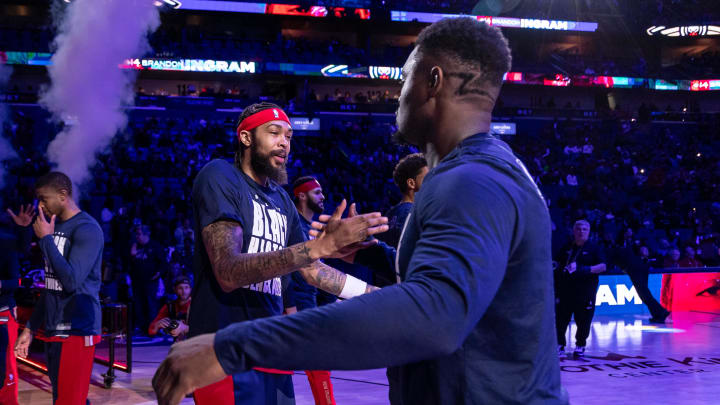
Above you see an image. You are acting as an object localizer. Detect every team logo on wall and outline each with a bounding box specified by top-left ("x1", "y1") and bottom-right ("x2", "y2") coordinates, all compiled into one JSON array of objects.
[{"x1": 646, "y1": 25, "x2": 720, "y2": 37}]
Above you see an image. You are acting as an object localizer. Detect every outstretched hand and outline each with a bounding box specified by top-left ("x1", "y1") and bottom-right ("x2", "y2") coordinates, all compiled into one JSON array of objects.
[
  {"x1": 312, "y1": 202, "x2": 383, "y2": 262},
  {"x1": 6, "y1": 204, "x2": 36, "y2": 227}
]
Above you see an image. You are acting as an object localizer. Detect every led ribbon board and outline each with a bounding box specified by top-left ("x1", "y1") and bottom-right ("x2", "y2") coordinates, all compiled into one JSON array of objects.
[
  {"x1": 1, "y1": 51, "x2": 52, "y2": 66},
  {"x1": 177, "y1": 1, "x2": 370, "y2": 18},
  {"x1": 690, "y1": 80, "x2": 720, "y2": 91},
  {"x1": 391, "y1": 11, "x2": 598, "y2": 32},
  {"x1": 4, "y1": 51, "x2": 718, "y2": 91},
  {"x1": 647, "y1": 25, "x2": 720, "y2": 37},
  {"x1": 122, "y1": 58, "x2": 257, "y2": 73},
  {"x1": 63, "y1": 0, "x2": 183, "y2": 8}
]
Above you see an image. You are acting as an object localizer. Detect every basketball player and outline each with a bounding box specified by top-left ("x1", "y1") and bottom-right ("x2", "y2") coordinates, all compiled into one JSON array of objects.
[
  {"x1": 284, "y1": 176, "x2": 326, "y2": 313},
  {"x1": 154, "y1": 18, "x2": 567, "y2": 405},
  {"x1": 377, "y1": 153, "x2": 428, "y2": 248},
  {"x1": 15, "y1": 172, "x2": 103, "y2": 405},
  {"x1": 183, "y1": 103, "x2": 388, "y2": 405},
  {"x1": 286, "y1": 176, "x2": 341, "y2": 405}
]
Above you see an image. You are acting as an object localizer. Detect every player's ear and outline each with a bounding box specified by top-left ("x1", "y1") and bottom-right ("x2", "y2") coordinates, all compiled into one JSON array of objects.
[
  {"x1": 238, "y1": 130, "x2": 253, "y2": 148},
  {"x1": 428, "y1": 66, "x2": 443, "y2": 96}
]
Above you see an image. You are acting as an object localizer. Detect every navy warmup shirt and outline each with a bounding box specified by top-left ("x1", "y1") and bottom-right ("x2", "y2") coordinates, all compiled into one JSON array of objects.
[
  {"x1": 27, "y1": 212, "x2": 103, "y2": 337},
  {"x1": 377, "y1": 202, "x2": 412, "y2": 248},
  {"x1": 213, "y1": 133, "x2": 567, "y2": 404},
  {"x1": 285, "y1": 215, "x2": 318, "y2": 311},
  {"x1": 188, "y1": 159, "x2": 307, "y2": 337}
]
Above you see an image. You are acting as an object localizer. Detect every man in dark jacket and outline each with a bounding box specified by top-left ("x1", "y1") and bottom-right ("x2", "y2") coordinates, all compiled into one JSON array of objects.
[{"x1": 554, "y1": 220, "x2": 607, "y2": 356}]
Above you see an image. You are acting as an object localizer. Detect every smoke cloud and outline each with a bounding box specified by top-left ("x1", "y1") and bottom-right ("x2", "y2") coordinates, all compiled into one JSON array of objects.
[
  {"x1": 0, "y1": 63, "x2": 18, "y2": 191},
  {"x1": 41, "y1": 0, "x2": 160, "y2": 187}
]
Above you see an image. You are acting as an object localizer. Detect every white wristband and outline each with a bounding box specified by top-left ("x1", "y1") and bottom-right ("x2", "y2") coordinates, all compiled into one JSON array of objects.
[{"x1": 339, "y1": 275, "x2": 367, "y2": 299}]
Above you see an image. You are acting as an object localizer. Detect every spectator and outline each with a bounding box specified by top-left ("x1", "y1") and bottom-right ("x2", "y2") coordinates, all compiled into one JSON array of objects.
[
  {"x1": 129, "y1": 225, "x2": 166, "y2": 336},
  {"x1": 173, "y1": 218, "x2": 194, "y2": 250},
  {"x1": 149, "y1": 276, "x2": 192, "y2": 341},
  {"x1": 679, "y1": 246, "x2": 704, "y2": 268}
]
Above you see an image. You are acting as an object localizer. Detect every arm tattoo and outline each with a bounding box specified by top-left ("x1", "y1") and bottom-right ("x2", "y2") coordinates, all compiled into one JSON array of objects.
[
  {"x1": 445, "y1": 71, "x2": 496, "y2": 100},
  {"x1": 202, "y1": 221, "x2": 316, "y2": 292},
  {"x1": 299, "y1": 261, "x2": 348, "y2": 296}
]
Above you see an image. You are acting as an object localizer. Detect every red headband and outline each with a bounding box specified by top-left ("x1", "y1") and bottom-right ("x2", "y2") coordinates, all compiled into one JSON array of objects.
[
  {"x1": 236, "y1": 108, "x2": 291, "y2": 138},
  {"x1": 293, "y1": 179, "x2": 321, "y2": 197}
]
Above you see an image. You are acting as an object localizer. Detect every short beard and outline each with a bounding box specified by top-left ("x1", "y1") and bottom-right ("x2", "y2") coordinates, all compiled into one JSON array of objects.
[
  {"x1": 308, "y1": 199, "x2": 323, "y2": 215},
  {"x1": 250, "y1": 142, "x2": 288, "y2": 185}
]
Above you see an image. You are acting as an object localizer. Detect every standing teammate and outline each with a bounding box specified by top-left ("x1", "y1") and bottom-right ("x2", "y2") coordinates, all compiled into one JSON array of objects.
[
  {"x1": 15, "y1": 172, "x2": 103, "y2": 405},
  {"x1": 286, "y1": 176, "x2": 336, "y2": 405},
  {"x1": 155, "y1": 18, "x2": 568, "y2": 405},
  {"x1": 186, "y1": 103, "x2": 387, "y2": 405},
  {"x1": 377, "y1": 153, "x2": 428, "y2": 248},
  {"x1": 285, "y1": 176, "x2": 326, "y2": 313}
]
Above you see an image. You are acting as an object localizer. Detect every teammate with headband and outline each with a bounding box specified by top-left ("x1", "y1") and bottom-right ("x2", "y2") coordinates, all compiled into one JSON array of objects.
[
  {"x1": 185, "y1": 102, "x2": 387, "y2": 405},
  {"x1": 285, "y1": 176, "x2": 337, "y2": 405}
]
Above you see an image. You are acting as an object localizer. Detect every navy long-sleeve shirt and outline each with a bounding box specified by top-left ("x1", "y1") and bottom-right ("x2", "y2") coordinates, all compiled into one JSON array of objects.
[
  {"x1": 27, "y1": 212, "x2": 103, "y2": 337},
  {"x1": 376, "y1": 202, "x2": 412, "y2": 248},
  {"x1": 214, "y1": 133, "x2": 567, "y2": 404},
  {"x1": 0, "y1": 233, "x2": 20, "y2": 310}
]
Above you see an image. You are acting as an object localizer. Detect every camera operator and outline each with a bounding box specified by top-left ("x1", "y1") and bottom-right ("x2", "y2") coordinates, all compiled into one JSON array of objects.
[{"x1": 149, "y1": 276, "x2": 191, "y2": 340}]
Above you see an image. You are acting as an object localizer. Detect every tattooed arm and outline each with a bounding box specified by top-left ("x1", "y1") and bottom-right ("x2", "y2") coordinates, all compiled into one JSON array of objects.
[
  {"x1": 299, "y1": 261, "x2": 379, "y2": 296},
  {"x1": 202, "y1": 220, "x2": 319, "y2": 293},
  {"x1": 203, "y1": 201, "x2": 389, "y2": 293}
]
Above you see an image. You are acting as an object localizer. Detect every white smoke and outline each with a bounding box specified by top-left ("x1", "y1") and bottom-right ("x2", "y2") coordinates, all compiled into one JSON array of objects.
[
  {"x1": 41, "y1": 0, "x2": 160, "y2": 187},
  {"x1": 0, "y1": 63, "x2": 18, "y2": 190}
]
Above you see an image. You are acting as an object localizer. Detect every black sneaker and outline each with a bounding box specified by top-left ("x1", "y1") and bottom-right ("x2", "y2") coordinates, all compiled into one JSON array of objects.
[
  {"x1": 573, "y1": 346, "x2": 586, "y2": 357},
  {"x1": 558, "y1": 345, "x2": 565, "y2": 356},
  {"x1": 649, "y1": 312, "x2": 672, "y2": 324}
]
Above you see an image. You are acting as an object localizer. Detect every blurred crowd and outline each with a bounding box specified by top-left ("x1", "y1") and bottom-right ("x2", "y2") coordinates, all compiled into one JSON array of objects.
[{"x1": 3, "y1": 95, "x2": 720, "y2": 334}]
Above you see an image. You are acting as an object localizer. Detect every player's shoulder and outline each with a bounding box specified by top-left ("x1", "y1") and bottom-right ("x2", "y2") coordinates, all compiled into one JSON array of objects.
[
  {"x1": 194, "y1": 159, "x2": 245, "y2": 190},
  {"x1": 75, "y1": 212, "x2": 103, "y2": 233},
  {"x1": 429, "y1": 159, "x2": 509, "y2": 194},
  {"x1": 197, "y1": 159, "x2": 235, "y2": 178}
]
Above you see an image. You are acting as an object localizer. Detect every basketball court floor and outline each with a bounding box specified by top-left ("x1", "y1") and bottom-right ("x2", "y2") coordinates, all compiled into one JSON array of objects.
[{"x1": 18, "y1": 311, "x2": 720, "y2": 404}]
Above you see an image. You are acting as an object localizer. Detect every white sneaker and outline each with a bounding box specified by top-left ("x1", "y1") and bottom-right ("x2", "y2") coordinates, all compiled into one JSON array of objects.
[{"x1": 573, "y1": 346, "x2": 586, "y2": 356}]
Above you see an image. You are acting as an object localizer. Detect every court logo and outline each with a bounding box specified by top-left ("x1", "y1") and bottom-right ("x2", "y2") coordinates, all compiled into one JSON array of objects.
[{"x1": 560, "y1": 353, "x2": 720, "y2": 378}]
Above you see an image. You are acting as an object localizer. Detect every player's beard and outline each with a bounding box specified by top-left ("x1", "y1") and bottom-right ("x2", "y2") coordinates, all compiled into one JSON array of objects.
[
  {"x1": 308, "y1": 198, "x2": 323, "y2": 215},
  {"x1": 250, "y1": 143, "x2": 288, "y2": 185}
]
